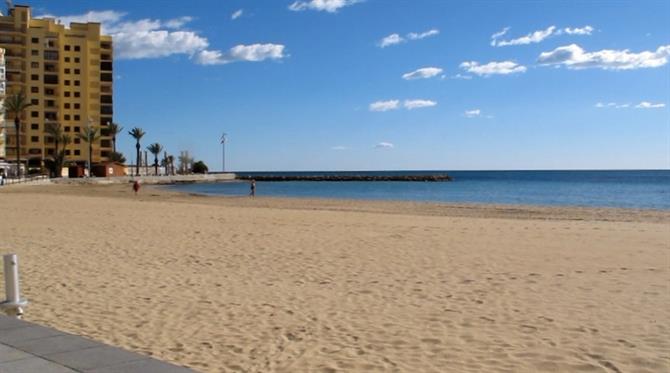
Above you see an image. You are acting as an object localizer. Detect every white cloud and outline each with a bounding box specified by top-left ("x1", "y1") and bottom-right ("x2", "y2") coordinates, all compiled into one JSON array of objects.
[
  {"x1": 407, "y1": 29, "x2": 439, "y2": 40},
  {"x1": 375, "y1": 142, "x2": 394, "y2": 149},
  {"x1": 493, "y1": 26, "x2": 556, "y2": 47},
  {"x1": 43, "y1": 10, "x2": 125, "y2": 28},
  {"x1": 41, "y1": 10, "x2": 285, "y2": 65},
  {"x1": 562, "y1": 26, "x2": 594, "y2": 35},
  {"x1": 331, "y1": 145, "x2": 348, "y2": 150},
  {"x1": 449, "y1": 73, "x2": 473, "y2": 80},
  {"x1": 231, "y1": 9, "x2": 243, "y2": 20},
  {"x1": 378, "y1": 28, "x2": 439, "y2": 48},
  {"x1": 491, "y1": 25, "x2": 594, "y2": 47},
  {"x1": 460, "y1": 60, "x2": 527, "y2": 76},
  {"x1": 195, "y1": 44, "x2": 287, "y2": 65},
  {"x1": 595, "y1": 102, "x2": 630, "y2": 109},
  {"x1": 464, "y1": 109, "x2": 481, "y2": 118},
  {"x1": 402, "y1": 67, "x2": 443, "y2": 80},
  {"x1": 490, "y1": 27, "x2": 510, "y2": 46},
  {"x1": 379, "y1": 33, "x2": 403, "y2": 48},
  {"x1": 404, "y1": 99, "x2": 437, "y2": 110},
  {"x1": 164, "y1": 16, "x2": 193, "y2": 29},
  {"x1": 289, "y1": 0, "x2": 361, "y2": 13},
  {"x1": 369, "y1": 100, "x2": 400, "y2": 112},
  {"x1": 538, "y1": 44, "x2": 670, "y2": 70},
  {"x1": 635, "y1": 101, "x2": 666, "y2": 109}
]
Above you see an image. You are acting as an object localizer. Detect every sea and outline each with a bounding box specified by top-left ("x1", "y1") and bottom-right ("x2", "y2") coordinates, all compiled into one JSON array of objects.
[{"x1": 166, "y1": 170, "x2": 670, "y2": 210}]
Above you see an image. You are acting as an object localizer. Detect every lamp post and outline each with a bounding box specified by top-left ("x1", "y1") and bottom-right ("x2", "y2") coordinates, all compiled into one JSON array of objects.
[{"x1": 220, "y1": 132, "x2": 227, "y2": 172}]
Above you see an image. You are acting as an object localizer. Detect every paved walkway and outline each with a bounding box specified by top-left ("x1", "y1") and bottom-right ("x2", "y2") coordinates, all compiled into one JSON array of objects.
[{"x1": 0, "y1": 316, "x2": 195, "y2": 372}]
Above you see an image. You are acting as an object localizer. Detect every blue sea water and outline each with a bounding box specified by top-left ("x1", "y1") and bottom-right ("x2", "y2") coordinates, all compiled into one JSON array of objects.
[{"x1": 166, "y1": 170, "x2": 670, "y2": 210}]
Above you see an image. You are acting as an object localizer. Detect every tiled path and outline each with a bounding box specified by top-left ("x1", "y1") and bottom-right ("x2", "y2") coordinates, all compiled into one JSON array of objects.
[{"x1": 0, "y1": 316, "x2": 195, "y2": 372}]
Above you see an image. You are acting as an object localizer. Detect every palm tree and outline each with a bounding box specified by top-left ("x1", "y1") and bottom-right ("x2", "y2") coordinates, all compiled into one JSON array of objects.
[
  {"x1": 128, "y1": 127, "x2": 145, "y2": 176},
  {"x1": 107, "y1": 122, "x2": 123, "y2": 153},
  {"x1": 44, "y1": 123, "x2": 64, "y2": 177},
  {"x1": 54, "y1": 134, "x2": 73, "y2": 177},
  {"x1": 147, "y1": 143, "x2": 163, "y2": 176},
  {"x1": 3, "y1": 91, "x2": 33, "y2": 178},
  {"x1": 167, "y1": 155, "x2": 175, "y2": 175},
  {"x1": 77, "y1": 126, "x2": 100, "y2": 177}
]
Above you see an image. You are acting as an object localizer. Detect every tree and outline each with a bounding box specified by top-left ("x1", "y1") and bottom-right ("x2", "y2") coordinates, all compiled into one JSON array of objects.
[
  {"x1": 77, "y1": 125, "x2": 100, "y2": 177},
  {"x1": 3, "y1": 91, "x2": 33, "y2": 178},
  {"x1": 107, "y1": 122, "x2": 123, "y2": 153},
  {"x1": 146, "y1": 142, "x2": 163, "y2": 176},
  {"x1": 109, "y1": 151, "x2": 126, "y2": 164},
  {"x1": 192, "y1": 160, "x2": 208, "y2": 174},
  {"x1": 166, "y1": 155, "x2": 175, "y2": 175},
  {"x1": 128, "y1": 127, "x2": 145, "y2": 176},
  {"x1": 44, "y1": 123, "x2": 64, "y2": 177},
  {"x1": 52, "y1": 134, "x2": 73, "y2": 177}
]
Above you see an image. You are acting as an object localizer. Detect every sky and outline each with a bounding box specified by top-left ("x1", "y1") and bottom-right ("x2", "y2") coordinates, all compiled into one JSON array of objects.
[{"x1": 25, "y1": 0, "x2": 670, "y2": 171}]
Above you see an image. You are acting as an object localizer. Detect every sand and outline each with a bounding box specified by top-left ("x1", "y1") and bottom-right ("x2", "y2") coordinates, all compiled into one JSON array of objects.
[{"x1": 0, "y1": 183, "x2": 668, "y2": 372}]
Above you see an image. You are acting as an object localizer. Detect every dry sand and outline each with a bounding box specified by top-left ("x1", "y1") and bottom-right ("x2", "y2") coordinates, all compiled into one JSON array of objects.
[{"x1": 0, "y1": 183, "x2": 668, "y2": 372}]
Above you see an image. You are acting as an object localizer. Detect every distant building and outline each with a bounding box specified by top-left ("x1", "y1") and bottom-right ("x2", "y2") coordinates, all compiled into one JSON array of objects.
[
  {"x1": 0, "y1": 47, "x2": 6, "y2": 161},
  {"x1": 0, "y1": 4, "x2": 114, "y2": 173}
]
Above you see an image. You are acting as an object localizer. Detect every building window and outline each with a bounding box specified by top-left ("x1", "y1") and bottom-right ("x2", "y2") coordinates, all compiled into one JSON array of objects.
[
  {"x1": 74, "y1": 80, "x2": 80, "y2": 86},
  {"x1": 64, "y1": 103, "x2": 71, "y2": 109},
  {"x1": 30, "y1": 99, "x2": 38, "y2": 105},
  {"x1": 74, "y1": 46, "x2": 80, "y2": 52},
  {"x1": 65, "y1": 45, "x2": 71, "y2": 51},
  {"x1": 31, "y1": 62, "x2": 39, "y2": 68},
  {"x1": 65, "y1": 150, "x2": 71, "y2": 155},
  {"x1": 74, "y1": 68, "x2": 80, "y2": 74},
  {"x1": 65, "y1": 127, "x2": 71, "y2": 132},
  {"x1": 64, "y1": 91, "x2": 71, "y2": 97},
  {"x1": 31, "y1": 111, "x2": 38, "y2": 118},
  {"x1": 74, "y1": 57, "x2": 80, "y2": 63},
  {"x1": 74, "y1": 138, "x2": 80, "y2": 144},
  {"x1": 74, "y1": 150, "x2": 80, "y2": 156},
  {"x1": 31, "y1": 124, "x2": 39, "y2": 130},
  {"x1": 74, "y1": 103, "x2": 80, "y2": 109},
  {"x1": 65, "y1": 80, "x2": 70, "y2": 86},
  {"x1": 31, "y1": 50, "x2": 38, "y2": 56},
  {"x1": 45, "y1": 88, "x2": 55, "y2": 95},
  {"x1": 31, "y1": 87, "x2": 39, "y2": 93},
  {"x1": 65, "y1": 68, "x2": 70, "y2": 74},
  {"x1": 74, "y1": 92, "x2": 80, "y2": 98},
  {"x1": 31, "y1": 74, "x2": 38, "y2": 81},
  {"x1": 47, "y1": 149, "x2": 54, "y2": 155},
  {"x1": 74, "y1": 126, "x2": 80, "y2": 132},
  {"x1": 31, "y1": 37, "x2": 38, "y2": 43},
  {"x1": 65, "y1": 57, "x2": 70, "y2": 62},
  {"x1": 64, "y1": 115, "x2": 71, "y2": 120},
  {"x1": 31, "y1": 136, "x2": 39, "y2": 142}
]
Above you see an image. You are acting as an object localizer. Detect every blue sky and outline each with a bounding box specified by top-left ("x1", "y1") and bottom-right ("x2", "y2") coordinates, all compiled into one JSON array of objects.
[{"x1": 29, "y1": 0, "x2": 670, "y2": 171}]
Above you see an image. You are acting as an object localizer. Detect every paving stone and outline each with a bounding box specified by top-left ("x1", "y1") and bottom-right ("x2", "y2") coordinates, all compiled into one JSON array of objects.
[
  {"x1": 12, "y1": 334, "x2": 103, "y2": 356},
  {"x1": 0, "y1": 356, "x2": 79, "y2": 373},
  {"x1": 86, "y1": 358, "x2": 196, "y2": 373},
  {"x1": 0, "y1": 344, "x2": 32, "y2": 363},
  {"x1": 0, "y1": 325, "x2": 63, "y2": 345},
  {"x1": 0, "y1": 316, "x2": 27, "y2": 331},
  {"x1": 47, "y1": 345, "x2": 149, "y2": 371}
]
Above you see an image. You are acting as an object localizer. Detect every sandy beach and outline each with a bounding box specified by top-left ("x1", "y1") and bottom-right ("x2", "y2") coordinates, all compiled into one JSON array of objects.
[{"x1": 0, "y1": 183, "x2": 668, "y2": 372}]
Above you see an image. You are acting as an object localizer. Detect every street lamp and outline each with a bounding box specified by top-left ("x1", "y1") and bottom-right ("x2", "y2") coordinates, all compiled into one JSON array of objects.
[{"x1": 220, "y1": 132, "x2": 227, "y2": 172}]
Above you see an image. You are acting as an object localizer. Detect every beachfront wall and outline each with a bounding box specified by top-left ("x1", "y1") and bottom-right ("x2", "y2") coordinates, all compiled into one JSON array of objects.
[{"x1": 91, "y1": 162, "x2": 125, "y2": 177}]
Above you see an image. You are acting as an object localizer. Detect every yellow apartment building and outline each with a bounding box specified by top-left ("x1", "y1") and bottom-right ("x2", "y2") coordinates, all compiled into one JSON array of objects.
[{"x1": 0, "y1": 4, "x2": 113, "y2": 172}]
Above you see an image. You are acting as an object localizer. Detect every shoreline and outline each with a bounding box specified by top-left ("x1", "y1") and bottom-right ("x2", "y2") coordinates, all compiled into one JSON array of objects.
[{"x1": 3, "y1": 183, "x2": 670, "y2": 223}]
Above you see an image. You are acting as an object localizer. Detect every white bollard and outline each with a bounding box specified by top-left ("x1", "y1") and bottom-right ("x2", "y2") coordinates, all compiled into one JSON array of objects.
[{"x1": 1, "y1": 254, "x2": 28, "y2": 318}]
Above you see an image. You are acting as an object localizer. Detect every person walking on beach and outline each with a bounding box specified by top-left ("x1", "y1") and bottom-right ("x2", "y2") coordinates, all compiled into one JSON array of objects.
[
  {"x1": 250, "y1": 179, "x2": 256, "y2": 197},
  {"x1": 133, "y1": 180, "x2": 141, "y2": 195}
]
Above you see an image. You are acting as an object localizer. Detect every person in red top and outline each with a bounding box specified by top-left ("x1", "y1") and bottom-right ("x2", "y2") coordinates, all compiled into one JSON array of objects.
[{"x1": 133, "y1": 180, "x2": 141, "y2": 195}]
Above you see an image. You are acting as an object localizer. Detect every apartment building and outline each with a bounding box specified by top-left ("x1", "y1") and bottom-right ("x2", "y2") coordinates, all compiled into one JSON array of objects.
[{"x1": 0, "y1": 4, "x2": 113, "y2": 171}]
